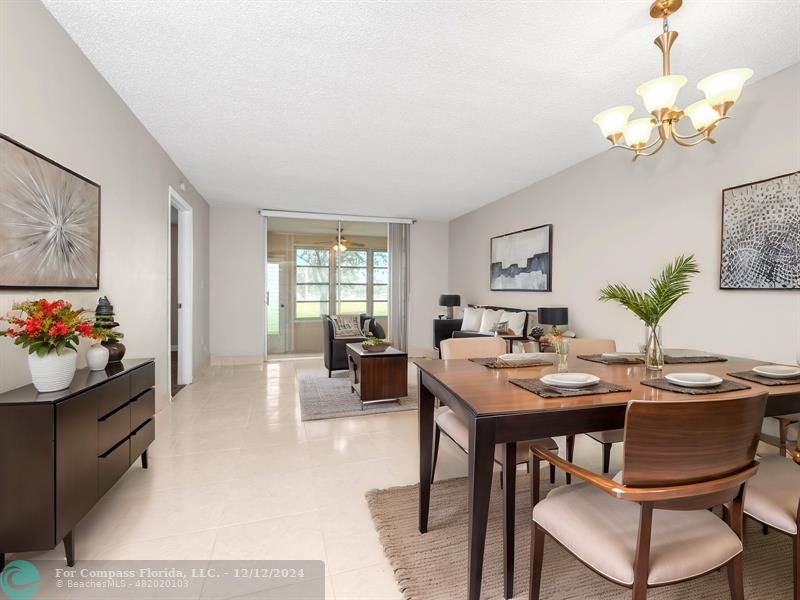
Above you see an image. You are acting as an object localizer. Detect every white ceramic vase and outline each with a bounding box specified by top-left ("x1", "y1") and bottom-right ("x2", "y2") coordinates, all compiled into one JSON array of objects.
[
  {"x1": 28, "y1": 348, "x2": 78, "y2": 392},
  {"x1": 86, "y1": 343, "x2": 110, "y2": 371}
]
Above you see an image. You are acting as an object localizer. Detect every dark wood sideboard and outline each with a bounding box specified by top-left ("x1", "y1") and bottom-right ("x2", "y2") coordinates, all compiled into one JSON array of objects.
[{"x1": 0, "y1": 358, "x2": 155, "y2": 568}]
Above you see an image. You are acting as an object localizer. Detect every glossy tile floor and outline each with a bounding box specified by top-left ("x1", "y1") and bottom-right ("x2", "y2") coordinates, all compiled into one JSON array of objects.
[{"x1": 10, "y1": 357, "x2": 619, "y2": 599}]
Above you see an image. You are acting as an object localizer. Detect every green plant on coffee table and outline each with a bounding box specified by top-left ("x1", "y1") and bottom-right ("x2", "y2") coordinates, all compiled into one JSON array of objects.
[{"x1": 363, "y1": 336, "x2": 389, "y2": 347}]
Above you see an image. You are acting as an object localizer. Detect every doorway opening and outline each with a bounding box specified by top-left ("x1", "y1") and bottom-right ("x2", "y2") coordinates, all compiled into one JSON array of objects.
[
  {"x1": 168, "y1": 186, "x2": 193, "y2": 396},
  {"x1": 264, "y1": 217, "x2": 389, "y2": 358}
]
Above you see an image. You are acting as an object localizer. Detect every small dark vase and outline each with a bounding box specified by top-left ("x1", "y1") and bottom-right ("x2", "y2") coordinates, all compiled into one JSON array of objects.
[
  {"x1": 102, "y1": 340, "x2": 126, "y2": 364},
  {"x1": 94, "y1": 296, "x2": 126, "y2": 364}
]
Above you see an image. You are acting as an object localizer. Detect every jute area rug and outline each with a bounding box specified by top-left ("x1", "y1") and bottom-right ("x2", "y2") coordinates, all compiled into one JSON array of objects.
[
  {"x1": 366, "y1": 472, "x2": 792, "y2": 600},
  {"x1": 297, "y1": 369, "x2": 417, "y2": 421}
]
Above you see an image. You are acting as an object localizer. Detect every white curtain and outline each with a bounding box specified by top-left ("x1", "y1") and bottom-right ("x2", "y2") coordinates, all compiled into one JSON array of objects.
[{"x1": 388, "y1": 223, "x2": 410, "y2": 351}]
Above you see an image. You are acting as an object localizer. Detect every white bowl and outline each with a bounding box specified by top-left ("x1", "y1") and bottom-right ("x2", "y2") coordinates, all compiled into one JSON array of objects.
[
  {"x1": 665, "y1": 372, "x2": 723, "y2": 388},
  {"x1": 752, "y1": 365, "x2": 800, "y2": 379},
  {"x1": 540, "y1": 373, "x2": 600, "y2": 389}
]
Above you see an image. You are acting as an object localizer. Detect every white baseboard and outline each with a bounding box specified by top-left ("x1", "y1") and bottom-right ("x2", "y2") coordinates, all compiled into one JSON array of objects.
[{"x1": 210, "y1": 354, "x2": 264, "y2": 366}]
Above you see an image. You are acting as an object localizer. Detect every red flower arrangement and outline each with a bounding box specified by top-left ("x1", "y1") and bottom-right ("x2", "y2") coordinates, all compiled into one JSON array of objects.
[{"x1": 0, "y1": 299, "x2": 104, "y2": 357}]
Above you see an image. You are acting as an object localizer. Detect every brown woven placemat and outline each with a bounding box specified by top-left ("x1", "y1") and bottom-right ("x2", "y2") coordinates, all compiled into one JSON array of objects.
[
  {"x1": 728, "y1": 370, "x2": 800, "y2": 386},
  {"x1": 641, "y1": 377, "x2": 750, "y2": 395},
  {"x1": 469, "y1": 357, "x2": 553, "y2": 369},
  {"x1": 664, "y1": 354, "x2": 727, "y2": 364},
  {"x1": 578, "y1": 354, "x2": 643, "y2": 365},
  {"x1": 509, "y1": 378, "x2": 631, "y2": 398}
]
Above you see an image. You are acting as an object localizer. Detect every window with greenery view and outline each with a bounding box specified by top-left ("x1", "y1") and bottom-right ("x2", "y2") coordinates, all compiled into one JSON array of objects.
[
  {"x1": 294, "y1": 247, "x2": 388, "y2": 319},
  {"x1": 337, "y1": 250, "x2": 368, "y2": 315},
  {"x1": 372, "y1": 251, "x2": 388, "y2": 316},
  {"x1": 295, "y1": 248, "x2": 330, "y2": 319}
]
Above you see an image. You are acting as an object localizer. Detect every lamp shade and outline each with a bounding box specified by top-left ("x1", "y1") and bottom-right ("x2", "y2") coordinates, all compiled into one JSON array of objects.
[
  {"x1": 623, "y1": 118, "x2": 655, "y2": 148},
  {"x1": 438, "y1": 294, "x2": 461, "y2": 307},
  {"x1": 684, "y1": 100, "x2": 720, "y2": 131},
  {"x1": 592, "y1": 105, "x2": 635, "y2": 139},
  {"x1": 636, "y1": 75, "x2": 687, "y2": 113},
  {"x1": 537, "y1": 307, "x2": 568, "y2": 326},
  {"x1": 697, "y1": 68, "x2": 753, "y2": 107}
]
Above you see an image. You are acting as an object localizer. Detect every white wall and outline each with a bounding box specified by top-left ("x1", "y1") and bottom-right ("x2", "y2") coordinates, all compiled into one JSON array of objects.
[
  {"x1": 0, "y1": 0, "x2": 211, "y2": 408},
  {"x1": 409, "y1": 220, "x2": 450, "y2": 357},
  {"x1": 449, "y1": 64, "x2": 800, "y2": 364},
  {"x1": 209, "y1": 207, "x2": 265, "y2": 363}
]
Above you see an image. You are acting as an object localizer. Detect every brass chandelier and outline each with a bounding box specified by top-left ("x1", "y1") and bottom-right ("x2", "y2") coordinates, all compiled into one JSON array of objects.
[{"x1": 592, "y1": 0, "x2": 753, "y2": 161}]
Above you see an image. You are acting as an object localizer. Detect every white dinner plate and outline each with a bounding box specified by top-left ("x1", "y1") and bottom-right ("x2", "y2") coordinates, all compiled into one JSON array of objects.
[
  {"x1": 540, "y1": 373, "x2": 600, "y2": 389},
  {"x1": 752, "y1": 365, "x2": 800, "y2": 379},
  {"x1": 664, "y1": 372, "x2": 723, "y2": 388}
]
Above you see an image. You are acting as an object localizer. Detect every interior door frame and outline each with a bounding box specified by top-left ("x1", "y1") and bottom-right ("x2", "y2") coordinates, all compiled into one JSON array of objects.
[{"x1": 168, "y1": 186, "x2": 193, "y2": 386}]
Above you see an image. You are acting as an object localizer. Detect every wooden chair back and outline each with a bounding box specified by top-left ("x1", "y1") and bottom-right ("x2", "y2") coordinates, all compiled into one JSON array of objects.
[
  {"x1": 440, "y1": 336, "x2": 506, "y2": 360},
  {"x1": 568, "y1": 338, "x2": 616, "y2": 356},
  {"x1": 622, "y1": 394, "x2": 767, "y2": 490}
]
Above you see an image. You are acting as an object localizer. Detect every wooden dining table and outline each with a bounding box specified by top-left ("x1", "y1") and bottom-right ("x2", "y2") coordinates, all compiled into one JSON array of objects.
[{"x1": 414, "y1": 353, "x2": 800, "y2": 600}]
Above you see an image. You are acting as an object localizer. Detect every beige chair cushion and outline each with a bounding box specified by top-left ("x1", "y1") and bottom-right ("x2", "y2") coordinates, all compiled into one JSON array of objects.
[
  {"x1": 586, "y1": 429, "x2": 625, "y2": 444},
  {"x1": 440, "y1": 336, "x2": 506, "y2": 360},
  {"x1": 532, "y1": 483, "x2": 742, "y2": 586},
  {"x1": 568, "y1": 338, "x2": 616, "y2": 356},
  {"x1": 435, "y1": 407, "x2": 557, "y2": 464},
  {"x1": 744, "y1": 455, "x2": 800, "y2": 535}
]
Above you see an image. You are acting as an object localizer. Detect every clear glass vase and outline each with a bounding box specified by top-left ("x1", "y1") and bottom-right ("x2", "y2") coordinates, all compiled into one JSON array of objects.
[{"x1": 643, "y1": 324, "x2": 664, "y2": 371}]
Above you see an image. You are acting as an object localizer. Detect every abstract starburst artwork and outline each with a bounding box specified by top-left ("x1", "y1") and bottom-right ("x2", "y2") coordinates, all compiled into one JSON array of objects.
[
  {"x1": 0, "y1": 135, "x2": 100, "y2": 289},
  {"x1": 720, "y1": 172, "x2": 800, "y2": 290}
]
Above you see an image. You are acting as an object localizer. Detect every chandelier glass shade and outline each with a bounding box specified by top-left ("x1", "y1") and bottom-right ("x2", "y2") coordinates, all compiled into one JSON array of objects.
[{"x1": 593, "y1": 0, "x2": 753, "y2": 160}]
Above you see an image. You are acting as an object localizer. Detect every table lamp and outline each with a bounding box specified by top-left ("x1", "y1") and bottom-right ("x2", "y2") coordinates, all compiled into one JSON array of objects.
[
  {"x1": 537, "y1": 307, "x2": 568, "y2": 335},
  {"x1": 439, "y1": 294, "x2": 461, "y2": 319}
]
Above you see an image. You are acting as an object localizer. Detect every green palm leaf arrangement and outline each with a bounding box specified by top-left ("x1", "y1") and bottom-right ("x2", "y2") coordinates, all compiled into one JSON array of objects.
[{"x1": 598, "y1": 255, "x2": 700, "y2": 327}]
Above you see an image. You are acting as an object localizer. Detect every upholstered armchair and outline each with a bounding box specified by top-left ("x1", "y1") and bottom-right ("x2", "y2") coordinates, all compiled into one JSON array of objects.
[{"x1": 322, "y1": 314, "x2": 384, "y2": 377}]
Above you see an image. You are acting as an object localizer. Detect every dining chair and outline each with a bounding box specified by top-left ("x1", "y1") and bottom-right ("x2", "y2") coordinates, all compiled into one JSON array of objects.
[
  {"x1": 528, "y1": 393, "x2": 768, "y2": 600},
  {"x1": 738, "y1": 454, "x2": 800, "y2": 599},
  {"x1": 432, "y1": 336, "x2": 560, "y2": 485},
  {"x1": 761, "y1": 413, "x2": 800, "y2": 457},
  {"x1": 563, "y1": 338, "x2": 621, "y2": 481}
]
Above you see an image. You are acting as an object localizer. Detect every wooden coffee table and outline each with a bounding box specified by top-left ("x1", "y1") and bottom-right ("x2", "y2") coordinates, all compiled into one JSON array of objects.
[{"x1": 346, "y1": 343, "x2": 408, "y2": 406}]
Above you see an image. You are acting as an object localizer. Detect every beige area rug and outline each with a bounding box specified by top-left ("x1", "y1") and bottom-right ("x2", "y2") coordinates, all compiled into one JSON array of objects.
[
  {"x1": 366, "y1": 473, "x2": 793, "y2": 599},
  {"x1": 297, "y1": 369, "x2": 417, "y2": 421}
]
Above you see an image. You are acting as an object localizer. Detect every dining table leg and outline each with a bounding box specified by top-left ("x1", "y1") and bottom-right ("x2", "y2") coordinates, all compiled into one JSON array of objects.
[
  {"x1": 418, "y1": 373, "x2": 435, "y2": 534},
  {"x1": 468, "y1": 418, "x2": 497, "y2": 600},
  {"x1": 502, "y1": 442, "x2": 517, "y2": 599}
]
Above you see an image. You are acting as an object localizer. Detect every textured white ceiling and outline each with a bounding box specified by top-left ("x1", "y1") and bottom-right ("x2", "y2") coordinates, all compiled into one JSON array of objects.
[{"x1": 43, "y1": 1, "x2": 800, "y2": 221}]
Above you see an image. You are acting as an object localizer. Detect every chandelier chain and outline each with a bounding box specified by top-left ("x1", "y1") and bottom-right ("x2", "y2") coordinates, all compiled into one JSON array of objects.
[{"x1": 663, "y1": 16, "x2": 669, "y2": 33}]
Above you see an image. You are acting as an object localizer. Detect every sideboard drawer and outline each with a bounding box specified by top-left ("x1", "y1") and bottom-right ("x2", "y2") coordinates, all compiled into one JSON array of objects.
[
  {"x1": 96, "y1": 375, "x2": 130, "y2": 419},
  {"x1": 130, "y1": 388, "x2": 155, "y2": 430},
  {"x1": 130, "y1": 419, "x2": 155, "y2": 463},
  {"x1": 98, "y1": 439, "x2": 130, "y2": 495},
  {"x1": 97, "y1": 404, "x2": 130, "y2": 457},
  {"x1": 130, "y1": 362, "x2": 155, "y2": 399}
]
